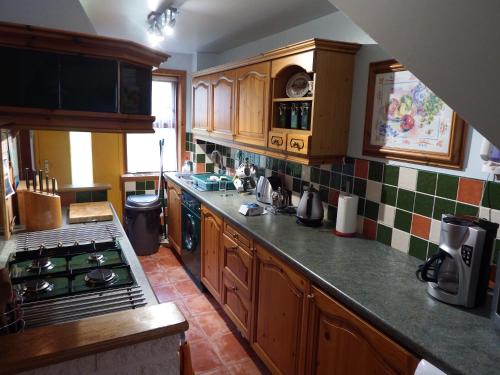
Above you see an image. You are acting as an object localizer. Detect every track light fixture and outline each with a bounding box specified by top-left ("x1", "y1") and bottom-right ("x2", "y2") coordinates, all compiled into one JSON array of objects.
[{"x1": 147, "y1": 6, "x2": 178, "y2": 46}]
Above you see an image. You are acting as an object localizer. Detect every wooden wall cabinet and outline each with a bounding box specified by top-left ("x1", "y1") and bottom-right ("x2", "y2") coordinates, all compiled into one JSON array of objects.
[
  {"x1": 201, "y1": 205, "x2": 223, "y2": 301},
  {"x1": 166, "y1": 182, "x2": 182, "y2": 255},
  {"x1": 305, "y1": 286, "x2": 419, "y2": 375},
  {"x1": 191, "y1": 39, "x2": 360, "y2": 165},
  {"x1": 251, "y1": 243, "x2": 310, "y2": 375},
  {"x1": 192, "y1": 76, "x2": 211, "y2": 136}
]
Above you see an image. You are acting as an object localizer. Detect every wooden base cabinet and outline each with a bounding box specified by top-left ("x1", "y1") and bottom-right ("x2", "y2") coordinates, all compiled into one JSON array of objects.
[
  {"x1": 166, "y1": 182, "x2": 182, "y2": 255},
  {"x1": 305, "y1": 286, "x2": 419, "y2": 375},
  {"x1": 200, "y1": 205, "x2": 222, "y2": 301},
  {"x1": 251, "y1": 243, "x2": 310, "y2": 375}
]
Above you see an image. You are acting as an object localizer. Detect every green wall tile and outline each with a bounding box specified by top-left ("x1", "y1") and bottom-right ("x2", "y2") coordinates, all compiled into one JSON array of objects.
[
  {"x1": 482, "y1": 181, "x2": 500, "y2": 209},
  {"x1": 455, "y1": 203, "x2": 479, "y2": 216},
  {"x1": 397, "y1": 189, "x2": 415, "y2": 212},
  {"x1": 196, "y1": 153, "x2": 205, "y2": 163},
  {"x1": 416, "y1": 171, "x2": 437, "y2": 195},
  {"x1": 205, "y1": 163, "x2": 214, "y2": 172},
  {"x1": 357, "y1": 197, "x2": 365, "y2": 215},
  {"x1": 364, "y1": 200, "x2": 379, "y2": 221},
  {"x1": 436, "y1": 174, "x2": 458, "y2": 200},
  {"x1": 185, "y1": 141, "x2": 190, "y2": 151},
  {"x1": 135, "y1": 190, "x2": 145, "y2": 196},
  {"x1": 91, "y1": 190, "x2": 107, "y2": 202},
  {"x1": 136, "y1": 181, "x2": 145, "y2": 190},
  {"x1": 414, "y1": 193, "x2": 434, "y2": 217},
  {"x1": 377, "y1": 224, "x2": 392, "y2": 246},
  {"x1": 394, "y1": 209, "x2": 412, "y2": 232},
  {"x1": 146, "y1": 180, "x2": 155, "y2": 190},
  {"x1": 409, "y1": 236, "x2": 428, "y2": 260},
  {"x1": 310, "y1": 167, "x2": 320, "y2": 184},
  {"x1": 381, "y1": 185, "x2": 397, "y2": 206},
  {"x1": 368, "y1": 161, "x2": 384, "y2": 182},
  {"x1": 353, "y1": 178, "x2": 367, "y2": 197},
  {"x1": 76, "y1": 191, "x2": 92, "y2": 203},
  {"x1": 428, "y1": 242, "x2": 439, "y2": 257},
  {"x1": 320, "y1": 169, "x2": 331, "y2": 186},
  {"x1": 383, "y1": 165, "x2": 399, "y2": 186},
  {"x1": 330, "y1": 172, "x2": 341, "y2": 190},
  {"x1": 433, "y1": 197, "x2": 456, "y2": 220}
]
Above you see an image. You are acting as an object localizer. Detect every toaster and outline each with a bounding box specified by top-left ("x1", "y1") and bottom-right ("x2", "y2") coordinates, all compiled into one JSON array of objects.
[{"x1": 256, "y1": 176, "x2": 282, "y2": 204}]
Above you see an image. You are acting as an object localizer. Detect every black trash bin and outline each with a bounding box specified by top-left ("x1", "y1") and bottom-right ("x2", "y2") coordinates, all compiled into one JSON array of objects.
[{"x1": 125, "y1": 194, "x2": 161, "y2": 256}]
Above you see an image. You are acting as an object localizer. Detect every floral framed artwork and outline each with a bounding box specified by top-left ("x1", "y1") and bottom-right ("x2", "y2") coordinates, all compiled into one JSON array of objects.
[{"x1": 363, "y1": 59, "x2": 467, "y2": 169}]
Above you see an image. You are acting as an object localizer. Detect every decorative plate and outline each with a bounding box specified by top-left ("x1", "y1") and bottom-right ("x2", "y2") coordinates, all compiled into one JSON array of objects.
[{"x1": 286, "y1": 72, "x2": 310, "y2": 98}]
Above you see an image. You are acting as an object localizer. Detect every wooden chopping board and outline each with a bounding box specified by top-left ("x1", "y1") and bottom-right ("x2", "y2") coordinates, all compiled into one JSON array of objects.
[{"x1": 69, "y1": 202, "x2": 113, "y2": 224}]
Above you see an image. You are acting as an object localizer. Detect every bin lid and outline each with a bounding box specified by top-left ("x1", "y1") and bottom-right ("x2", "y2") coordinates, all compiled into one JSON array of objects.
[{"x1": 126, "y1": 194, "x2": 161, "y2": 210}]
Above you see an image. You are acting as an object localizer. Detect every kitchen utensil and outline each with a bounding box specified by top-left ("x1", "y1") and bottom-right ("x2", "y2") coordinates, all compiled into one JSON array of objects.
[
  {"x1": 416, "y1": 215, "x2": 498, "y2": 308},
  {"x1": 69, "y1": 202, "x2": 113, "y2": 224},
  {"x1": 32, "y1": 170, "x2": 37, "y2": 192},
  {"x1": 286, "y1": 72, "x2": 310, "y2": 98},
  {"x1": 256, "y1": 176, "x2": 282, "y2": 204},
  {"x1": 296, "y1": 184, "x2": 323, "y2": 227},
  {"x1": 25, "y1": 168, "x2": 30, "y2": 190},
  {"x1": 271, "y1": 187, "x2": 291, "y2": 209},
  {"x1": 38, "y1": 170, "x2": 43, "y2": 192},
  {"x1": 45, "y1": 175, "x2": 49, "y2": 193},
  {"x1": 334, "y1": 194, "x2": 358, "y2": 237},
  {"x1": 235, "y1": 158, "x2": 256, "y2": 192},
  {"x1": 52, "y1": 177, "x2": 56, "y2": 195},
  {"x1": 24, "y1": 191, "x2": 62, "y2": 231},
  {"x1": 219, "y1": 177, "x2": 228, "y2": 196}
]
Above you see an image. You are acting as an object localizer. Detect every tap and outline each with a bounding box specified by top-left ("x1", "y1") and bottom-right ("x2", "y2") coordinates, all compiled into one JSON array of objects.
[{"x1": 210, "y1": 150, "x2": 226, "y2": 175}]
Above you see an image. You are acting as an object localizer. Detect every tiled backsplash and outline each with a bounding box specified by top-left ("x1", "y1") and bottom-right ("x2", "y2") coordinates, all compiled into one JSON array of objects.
[{"x1": 185, "y1": 132, "x2": 500, "y2": 263}]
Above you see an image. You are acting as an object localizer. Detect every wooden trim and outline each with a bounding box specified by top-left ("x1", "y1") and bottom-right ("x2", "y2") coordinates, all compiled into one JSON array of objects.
[
  {"x1": 0, "y1": 107, "x2": 155, "y2": 133},
  {"x1": 0, "y1": 302, "x2": 188, "y2": 375},
  {"x1": 0, "y1": 21, "x2": 169, "y2": 67},
  {"x1": 193, "y1": 38, "x2": 360, "y2": 77},
  {"x1": 362, "y1": 59, "x2": 467, "y2": 169}
]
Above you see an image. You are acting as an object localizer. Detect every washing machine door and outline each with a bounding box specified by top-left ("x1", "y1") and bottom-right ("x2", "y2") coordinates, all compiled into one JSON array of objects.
[{"x1": 183, "y1": 211, "x2": 199, "y2": 252}]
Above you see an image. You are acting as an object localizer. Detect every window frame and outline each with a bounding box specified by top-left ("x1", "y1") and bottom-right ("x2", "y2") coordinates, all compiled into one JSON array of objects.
[{"x1": 123, "y1": 68, "x2": 186, "y2": 174}]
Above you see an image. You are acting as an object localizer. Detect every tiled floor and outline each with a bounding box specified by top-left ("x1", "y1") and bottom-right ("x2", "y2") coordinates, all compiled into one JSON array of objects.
[{"x1": 138, "y1": 246, "x2": 270, "y2": 375}]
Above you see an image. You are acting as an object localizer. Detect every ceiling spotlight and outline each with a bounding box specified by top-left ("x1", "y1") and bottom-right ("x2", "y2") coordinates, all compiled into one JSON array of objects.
[{"x1": 147, "y1": 6, "x2": 178, "y2": 45}]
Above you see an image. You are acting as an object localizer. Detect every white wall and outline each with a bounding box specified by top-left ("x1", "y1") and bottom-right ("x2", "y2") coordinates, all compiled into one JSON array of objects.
[
  {"x1": 328, "y1": 0, "x2": 500, "y2": 150},
  {"x1": 0, "y1": 0, "x2": 95, "y2": 33},
  {"x1": 200, "y1": 10, "x2": 490, "y2": 180}
]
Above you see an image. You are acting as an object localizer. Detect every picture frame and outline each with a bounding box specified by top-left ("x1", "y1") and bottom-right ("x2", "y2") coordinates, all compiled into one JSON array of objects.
[{"x1": 363, "y1": 59, "x2": 467, "y2": 169}]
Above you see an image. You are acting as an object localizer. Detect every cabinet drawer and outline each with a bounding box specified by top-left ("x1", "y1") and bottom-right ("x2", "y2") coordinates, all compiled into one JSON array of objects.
[
  {"x1": 224, "y1": 222, "x2": 252, "y2": 249},
  {"x1": 221, "y1": 270, "x2": 251, "y2": 338},
  {"x1": 222, "y1": 234, "x2": 253, "y2": 291},
  {"x1": 286, "y1": 133, "x2": 310, "y2": 155},
  {"x1": 268, "y1": 131, "x2": 286, "y2": 151}
]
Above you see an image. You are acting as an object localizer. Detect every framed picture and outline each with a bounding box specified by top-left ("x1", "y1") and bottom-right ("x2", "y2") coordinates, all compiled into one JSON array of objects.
[{"x1": 363, "y1": 59, "x2": 467, "y2": 169}]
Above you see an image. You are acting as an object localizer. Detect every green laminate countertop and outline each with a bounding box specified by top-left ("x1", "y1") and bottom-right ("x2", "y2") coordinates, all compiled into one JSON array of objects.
[{"x1": 166, "y1": 172, "x2": 500, "y2": 375}]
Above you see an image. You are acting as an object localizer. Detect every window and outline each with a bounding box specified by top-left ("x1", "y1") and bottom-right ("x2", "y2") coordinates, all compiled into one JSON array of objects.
[
  {"x1": 69, "y1": 131, "x2": 93, "y2": 185},
  {"x1": 126, "y1": 75, "x2": 178, "y2": 172}
]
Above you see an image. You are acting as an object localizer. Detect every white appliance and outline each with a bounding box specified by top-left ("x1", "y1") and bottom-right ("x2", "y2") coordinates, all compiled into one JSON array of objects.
[{"x1": 414, "y1": 360, "x2": 446, "y2": 375}]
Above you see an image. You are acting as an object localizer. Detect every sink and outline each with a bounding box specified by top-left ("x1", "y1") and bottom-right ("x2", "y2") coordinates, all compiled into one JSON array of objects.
[{"x1": 175, "y1": 173, "x2": 193, "y2": 183}]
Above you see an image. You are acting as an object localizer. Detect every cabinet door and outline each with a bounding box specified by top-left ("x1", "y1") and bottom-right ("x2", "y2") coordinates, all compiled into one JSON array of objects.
[
  {"x1": 192, "y1": 76, "x2": 211, "y2": 134},
  {"x1": 167, "y1": 183, "x2": 182, "y2": 255},
  {"x1": 119, "y1": 63, "x2": 151, "y2": 115},
  {"x1": 201, "y1": 205, "x2": 222, "y2": 301},
  {"x1": 252, "y1": 243, "x2": 309, "y2": 375},
  {"x1": 306, "y1": 286, "x2": 419, "y2": 375},
  {"x1": 211, "y1": 71, "x2": 235, "y2": 139},
  {"x1": 221, "y1": 270, "x2": 251, "y2": 339},
  {"x1": 234, "y1": 62, "x2": 270, "y2": 146},
  {"x1": 222, "y1": 234, "x2": 253, "y2": 292}
]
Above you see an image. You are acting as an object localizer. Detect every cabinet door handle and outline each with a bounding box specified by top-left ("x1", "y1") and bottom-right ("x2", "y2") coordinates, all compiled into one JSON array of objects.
[
  {"x1": 232, "y1": 233, "x2": 239, "y2": 240},
  {"x1": 290, "y1": 138, "x2": 304, "y2": 151},
  {"x1": 228, "y1": 246, "x2": 238, "y2": 252},
  {"x1": 307, "y1": 293, "x2": 315, "y2": 300},
  {"x1": 231, "y1": 285, "x2": 238, "y2": 292},
  {"x1": 271, "y1": 136, "x2": 283, "y2": 146}
]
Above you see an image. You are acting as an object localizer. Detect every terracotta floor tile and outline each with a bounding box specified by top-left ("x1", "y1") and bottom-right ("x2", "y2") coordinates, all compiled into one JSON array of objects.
[
  {"x1": 189, "y1": 339, "x2": 223, "y2": 373},
  {"x1": 152, "y1": 284, "x2": 180, "y2": 303},
  {"x1": 195, "y1": 310, "x2": 234, "y2": 337},
  {"x1": 140, "y1": 260, "x2": 162, "y2": 273},
  {"x1": 146, "y1": 271, "x2": 171, "y2": 287},
  {"x1": 184, "y1": 317, "x2": 206, "y2": 343},
  {"x1": 198, "y1": 367, "x2": 230, "y2": 375},
  {"x1": 173, "y1": 298, "x2": 192, "y2": 319},
  {"x1": 185, "y1": 294, "x2": 221, "y2": 316},
  {"x1": 175, "y1": 279, "x2": 202, "y2": 298},
  {"x1": 226, "y1": 359, "x2": 268, "y2": 375},
  {"x1": 212, "y1": 332, "x2": 250, "y2": 364},
  {"x1": 167, "y1": 267, "x2": 191, "y2": 282}
]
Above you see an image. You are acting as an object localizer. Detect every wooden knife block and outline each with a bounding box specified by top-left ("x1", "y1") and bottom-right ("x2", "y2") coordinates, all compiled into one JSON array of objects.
[{"x1": 17, "y1": 180, "x2": 62, "y2": 232}]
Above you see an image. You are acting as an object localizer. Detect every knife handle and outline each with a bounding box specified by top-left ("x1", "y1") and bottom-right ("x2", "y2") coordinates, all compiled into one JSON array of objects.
[
  {"x1": 45, "y1": 175, "x2": 49, "y2": 193},
  {"x1": 52, "y1": 177, "x2": 56, "y2": 195},
  {"x1": 32, "y1": 170, "x2": 37, "y2": 192},
  {"x1": 25, "y1": 168, "x2": 30, "y2": 190},
  {"x1": 39, "y1": 170, "x2": 43, "y2": 192}
]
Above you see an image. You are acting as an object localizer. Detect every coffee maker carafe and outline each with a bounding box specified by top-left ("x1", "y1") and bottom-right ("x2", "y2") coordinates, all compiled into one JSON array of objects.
[{"x1": 417, "y1": 215, "x2": 498, "y2": 308}]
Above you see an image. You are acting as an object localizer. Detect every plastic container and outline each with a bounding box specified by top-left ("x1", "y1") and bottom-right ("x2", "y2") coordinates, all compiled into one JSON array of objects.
[
  {"x1": 191, "y1": 173, "x2": 236, "y2": 191},
  {"x1": 125, "y1": 194, "x2": 161, "y2": 255}
]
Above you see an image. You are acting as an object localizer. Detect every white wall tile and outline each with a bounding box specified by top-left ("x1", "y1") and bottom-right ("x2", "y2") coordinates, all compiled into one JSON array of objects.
[
  {"x1": 429, "y1": 219, "x2": 441, "y2": 244},
  {"x1": 398, "y1": 167, "x2": 418, "y2": 191},
  {"x1": 320, "y1": 164, "x2": 332, "y2": 171},
  {"x1": 378, "y1": 204, "x2": 396, "y2": 227},
  {"x1": 124, "y1": 181, "x2": 135, "y2": 192},
  {"x1": 391, "y1": 229, "x2": 410, "y2": 253},
  {"x1": 366, "y1": 180, "x2": 382, "y2": 202},
  {"x1": 356, "y1": 215, "x2": 364, "y2": 233},
  {"x1": 301, "y1": 166, "x2": 310, "y2": 181},
  {"x1": 284, "y1": 175, "x2": 293, "y2": 191}
]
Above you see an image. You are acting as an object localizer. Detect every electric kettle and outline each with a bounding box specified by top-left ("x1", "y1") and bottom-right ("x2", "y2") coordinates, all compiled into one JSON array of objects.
[{"x1": 296, "y1": 185, "x2": 323, "y2": 227}]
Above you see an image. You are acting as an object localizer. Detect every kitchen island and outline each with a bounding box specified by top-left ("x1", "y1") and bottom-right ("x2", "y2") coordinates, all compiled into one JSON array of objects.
[
  {"x1": 167, "y1": 172, "x2": 500, "y2": 375},
  {"x1": 0, "y1": 204, "x2": 188, "y2": 375}
]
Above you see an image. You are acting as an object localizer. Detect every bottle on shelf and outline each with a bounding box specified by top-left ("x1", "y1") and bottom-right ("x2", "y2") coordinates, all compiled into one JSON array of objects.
[
  {"x1": 300, "y1": 102, "x2": 311, "y2": 130},
  {"x1": 290, "y1": 103, "x2": 300, "y2": 129},
  {"x1": 278, "y1": 103, "x2": 290, "y2": 128}
]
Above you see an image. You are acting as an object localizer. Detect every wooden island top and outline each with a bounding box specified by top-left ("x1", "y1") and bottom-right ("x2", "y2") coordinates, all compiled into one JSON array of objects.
[{"x1": 0, "y1": 303, "x2": 188, "y2": 375}]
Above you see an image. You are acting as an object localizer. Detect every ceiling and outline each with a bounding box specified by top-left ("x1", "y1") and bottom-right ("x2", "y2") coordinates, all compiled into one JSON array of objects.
[{"x1": 79, "y1": 0, "x2": 337, "y2": 54}]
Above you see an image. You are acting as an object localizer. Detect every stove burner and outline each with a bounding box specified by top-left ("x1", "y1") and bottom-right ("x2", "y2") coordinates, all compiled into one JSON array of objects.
[
  {"x1": 23, "y1": 279, "x2": 54, "y2": 294},
  {"x1": 88, "y1": 253, "x2": 105, "y2": 263},
  {"x1": 85, "y1": 269, "x2": 117, "y2": 286},
  {"x1": 27, "y1": 258, "x2": 54, "y2": 272}
]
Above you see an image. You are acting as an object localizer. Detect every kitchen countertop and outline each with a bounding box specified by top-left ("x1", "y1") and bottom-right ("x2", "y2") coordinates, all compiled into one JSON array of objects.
[{"x1": 167, "y1": 172, "x2": 500, "y2": 375}]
